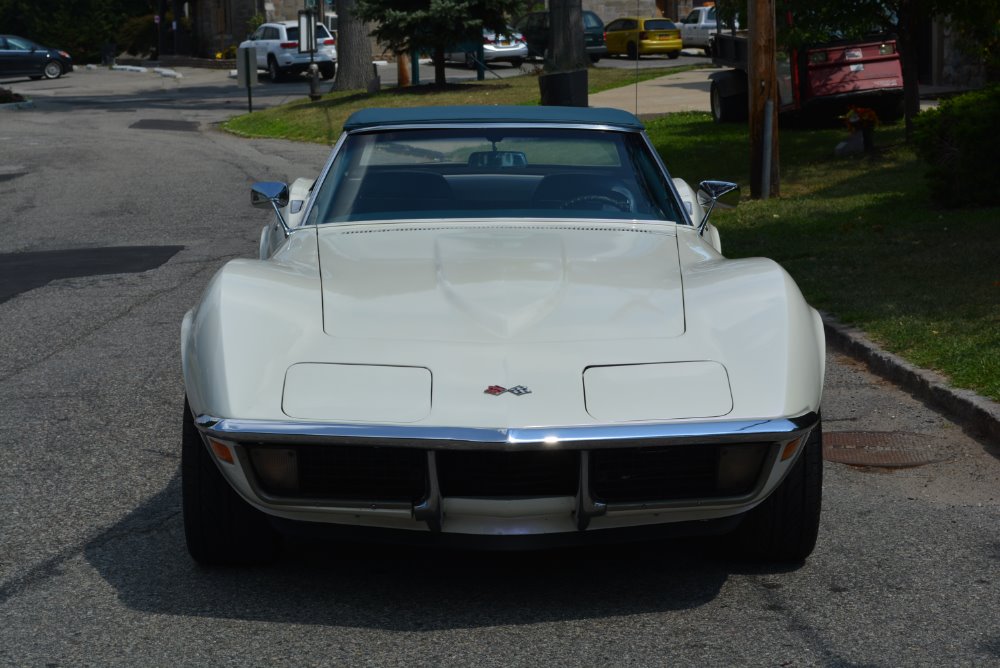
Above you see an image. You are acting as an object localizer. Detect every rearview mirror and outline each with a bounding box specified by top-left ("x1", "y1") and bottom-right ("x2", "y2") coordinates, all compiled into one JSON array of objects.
[
  {"x1": 467, "y1": 150, "x2": 527, "y2": 168},
  {"x1": 251, "y1": 182, "x2": 291, "y2": 237},
  {"x1": 696, "y1": 180, "x2": 739, "y2": 235}
]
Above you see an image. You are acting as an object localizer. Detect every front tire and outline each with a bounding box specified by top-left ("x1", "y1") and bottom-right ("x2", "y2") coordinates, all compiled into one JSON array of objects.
[
  {"x1": 729, "y1": 417, "x2": 823, "y2": 562},
  {"x1": 182, "y1": 397, "x2": 281, "y2": 566},
  {"x1": 43, "y1": 61, "x2": 63, "y2": 79},
  {"x1": 320, "y1": 62, "x2": 336, "y2": 80}
]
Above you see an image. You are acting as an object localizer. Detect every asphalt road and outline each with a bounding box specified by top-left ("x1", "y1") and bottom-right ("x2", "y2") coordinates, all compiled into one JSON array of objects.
[{"x1": 1, "y1": 68, "x2": 998, "y2": 667}]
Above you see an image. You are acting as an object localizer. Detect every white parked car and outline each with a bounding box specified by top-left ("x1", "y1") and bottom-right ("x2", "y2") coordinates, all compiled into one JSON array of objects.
[
  {"x1": 680, "y1": 6, "x2": 739, "y2": 50},
  {"x1": 445, "y1": 27, "x2": 528, "y2": 69},
  {"x1": 239, "y1": 20, "x2": 337, "y2": 82},
  {"x1": 181, "y1": 106, "x2": 825, "y2": 566}
]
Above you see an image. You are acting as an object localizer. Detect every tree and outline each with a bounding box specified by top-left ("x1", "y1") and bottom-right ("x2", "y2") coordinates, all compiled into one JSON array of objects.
[
  {"x1": 539, "y1": 0, "x2": 587, "y2": 106},
  {"x1": 333, "y1": 0, "x2": 376, "y2": 91},
  {"x1": 355, "y1": 0, "x2": 529, "y2": 87},
  {"x1": 0, "y1": 0, "x2": 151, "y2": 62}
]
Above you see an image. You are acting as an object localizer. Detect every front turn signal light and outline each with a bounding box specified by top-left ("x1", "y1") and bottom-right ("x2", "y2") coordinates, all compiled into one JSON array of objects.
[
  {"x1": 780, "y1": 437, "x2": 804, "y2": 461},
  {"x1": 209, "y1": 439, "x2": 235, "y2": 465}
]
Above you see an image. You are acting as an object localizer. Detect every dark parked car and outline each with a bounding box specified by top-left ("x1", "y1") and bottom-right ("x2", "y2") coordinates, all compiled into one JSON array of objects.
[
  {"x1": 0, "y1": 35, "x2": 73, "y2": 80},
  {"x1": 514, "y1": 10, "x2": 607, "y2": 63}
]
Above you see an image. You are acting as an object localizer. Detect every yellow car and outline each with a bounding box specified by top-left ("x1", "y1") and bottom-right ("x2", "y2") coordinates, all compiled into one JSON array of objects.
[{"x1": 605, "y1": 17, "x2": 682, "y2": 59}]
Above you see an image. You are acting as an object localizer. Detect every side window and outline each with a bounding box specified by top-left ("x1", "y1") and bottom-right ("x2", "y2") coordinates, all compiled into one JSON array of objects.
[
  {"x1": 683, "y1": 11, "x2": 699, "y2": 24},
  {"x1": 606, "y1": 20, "x2": 621, "y2": 32}
]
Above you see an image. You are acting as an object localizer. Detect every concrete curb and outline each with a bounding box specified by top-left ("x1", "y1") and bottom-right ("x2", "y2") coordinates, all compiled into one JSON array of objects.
[
  {"x1": 0, "y1": 99, "x2": 34, "y2": 110},
  {"x1": 822, "y1": 311, "x2": 1000, "y2": 444}
]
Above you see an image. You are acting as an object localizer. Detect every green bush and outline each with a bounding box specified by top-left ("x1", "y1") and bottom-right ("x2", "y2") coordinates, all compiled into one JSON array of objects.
[
  {"x1": 913, "y1": 85, "x2": 1000, "y2": 207},
  {"x1": 118, "y1": 14, "x2": 156, "y2": 56}
]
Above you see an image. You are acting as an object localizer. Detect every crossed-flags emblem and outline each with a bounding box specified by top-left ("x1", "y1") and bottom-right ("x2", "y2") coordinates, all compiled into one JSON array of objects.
[{"x1": 484, "y1": 385, "x2": 532, "y2": 396}]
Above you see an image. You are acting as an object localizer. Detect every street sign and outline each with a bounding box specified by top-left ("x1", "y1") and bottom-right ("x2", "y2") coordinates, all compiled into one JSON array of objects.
[{"x1": 298, "y1": 10, "x2": 316, "y2": 54}]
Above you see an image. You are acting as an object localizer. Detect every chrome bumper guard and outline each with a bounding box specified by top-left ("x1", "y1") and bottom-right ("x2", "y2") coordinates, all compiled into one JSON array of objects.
[{"x1": 196, "y1": 412, "x2": 819, "y2": 532}]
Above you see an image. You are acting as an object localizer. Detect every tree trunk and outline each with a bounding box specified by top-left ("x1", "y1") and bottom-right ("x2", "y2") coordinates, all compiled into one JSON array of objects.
[
  {"x1": 333, "y1": 0, "x2": 375, "y2": 91},
  {"x1": 434, "y1": 45, "x2": 446, "y2": 86},
  {"x1": 541, "y1": 0, "x2": 588, "y2": 106}
]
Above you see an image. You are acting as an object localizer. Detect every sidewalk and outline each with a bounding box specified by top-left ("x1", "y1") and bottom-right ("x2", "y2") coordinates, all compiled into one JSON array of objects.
[{"x1": 589, "y1": 68, "x2": 713, "y2": 118}]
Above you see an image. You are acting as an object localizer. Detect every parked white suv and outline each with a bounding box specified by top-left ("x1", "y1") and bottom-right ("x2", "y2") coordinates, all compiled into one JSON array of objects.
[{"x1": 240, "y1": 20, "x2": 337, "y2": 82}]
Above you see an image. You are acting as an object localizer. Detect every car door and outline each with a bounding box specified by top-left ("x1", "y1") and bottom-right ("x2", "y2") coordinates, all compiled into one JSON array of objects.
[
  {"x1": 245, "y1": 27, "x2": 263, "y2": 67},
  {"x1": 257, "y1": 26, "x2": 279, "y2": 68},
  {"x1": 0, "y1": 36, "x2": 44, "y2": 76},
  {"x1": 604, "y1": 19, "x2": 625, "y2": 55},
  {"x1": 0, "y1": 36, "x2": 13, "y2": 75},
  {"x1": 680, "y1": 10, "x2": 701, "y2": 46}
]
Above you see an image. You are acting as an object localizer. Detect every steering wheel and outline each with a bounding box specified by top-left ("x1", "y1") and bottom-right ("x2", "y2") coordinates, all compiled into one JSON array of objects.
[{"x1": 560, "y1": 193, "x2": 631, "y2": 212}]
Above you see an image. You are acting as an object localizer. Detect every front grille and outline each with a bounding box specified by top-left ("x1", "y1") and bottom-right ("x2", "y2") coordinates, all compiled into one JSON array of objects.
[
  {"x1": 247, "y1": 444, "x2": 427, "y2": 503},
  {"x1": 590, "y1": 443, "x2": 770, "y2": 503},
  {"x1": 437, "y1": 449, "x2": 579, "y2": 497},
  {"x1": 244, "y1": 441, "x2": 771, "y2": 506}
]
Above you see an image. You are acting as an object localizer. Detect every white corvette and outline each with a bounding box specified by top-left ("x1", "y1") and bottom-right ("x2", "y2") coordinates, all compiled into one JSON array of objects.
[{"x1": 181, "y1": 106, "x2": 825, "y2": 565}]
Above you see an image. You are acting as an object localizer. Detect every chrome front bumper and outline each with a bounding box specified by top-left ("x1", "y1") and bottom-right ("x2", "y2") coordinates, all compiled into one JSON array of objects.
[{"x1": 196, "y1": 412, "x2": 819, "y2": 535}]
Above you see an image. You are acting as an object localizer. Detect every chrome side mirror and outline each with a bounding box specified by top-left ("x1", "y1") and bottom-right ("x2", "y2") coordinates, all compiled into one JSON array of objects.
[
  {"x1": 696, "y1": 180, "x2": 739, "y2": 236},
  {"x1": 251, "y1": 182, "x2": 291, "y2": 237}
]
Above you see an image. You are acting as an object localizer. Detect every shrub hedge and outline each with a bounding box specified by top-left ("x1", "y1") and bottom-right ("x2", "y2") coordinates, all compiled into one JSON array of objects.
[{"x1": 913, "y1": 85, "x2": 1000, "y2": 208}]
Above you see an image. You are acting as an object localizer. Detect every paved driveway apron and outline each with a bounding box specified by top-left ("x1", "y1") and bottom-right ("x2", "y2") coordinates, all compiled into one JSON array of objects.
[{"x1": 1, "y1": 69, "x2": 998, "y2": 666}]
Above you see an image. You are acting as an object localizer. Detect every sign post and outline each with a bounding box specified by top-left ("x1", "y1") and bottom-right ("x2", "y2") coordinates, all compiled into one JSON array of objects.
[{"x1": 236, "y1": 46, "x2": 258, "y2": 113}]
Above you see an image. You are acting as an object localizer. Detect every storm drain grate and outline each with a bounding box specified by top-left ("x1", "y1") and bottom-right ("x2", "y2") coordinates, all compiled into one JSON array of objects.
[
  {"x1": 129, "y1": 119, "x2": 200, "y2": 132},
  {"x1": 823, "y1": 431, "x2": 945, "y2": 468}
]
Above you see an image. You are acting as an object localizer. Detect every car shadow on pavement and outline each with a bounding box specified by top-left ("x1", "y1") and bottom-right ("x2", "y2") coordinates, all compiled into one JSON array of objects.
[{"x1": 83, "y1": 471, "x2": 805, "y2": 630}]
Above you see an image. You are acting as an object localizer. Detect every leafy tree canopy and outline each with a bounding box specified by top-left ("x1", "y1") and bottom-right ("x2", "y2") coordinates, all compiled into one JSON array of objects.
[
  {"x1": 0, "y1": 0, "x2": 152, "y2": 62},
  {"x1": 355, "y1": 0, "x2": 529, "y2": 86},
  {"x1": 354, "y1": 0, "x2": 528, "y2": 55},
  {"x1": 717, "y1": 0, "x2": 997, "y2": 78}
]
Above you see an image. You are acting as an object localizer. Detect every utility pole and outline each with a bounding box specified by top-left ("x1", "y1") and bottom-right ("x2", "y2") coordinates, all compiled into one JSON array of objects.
[{"x1": 748, "y1": 0, "x2": 779, "y2": 199}]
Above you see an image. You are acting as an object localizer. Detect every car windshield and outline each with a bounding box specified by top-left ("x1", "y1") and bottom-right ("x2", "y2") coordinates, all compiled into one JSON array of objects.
[{"x1": 305, "y1": 127, "x2": 686, "y2": 225}]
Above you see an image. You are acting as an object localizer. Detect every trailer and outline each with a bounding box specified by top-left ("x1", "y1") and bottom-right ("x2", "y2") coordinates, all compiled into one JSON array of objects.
[{"x1": 708, "y1": 30, "x2": 905, "y2": 123}]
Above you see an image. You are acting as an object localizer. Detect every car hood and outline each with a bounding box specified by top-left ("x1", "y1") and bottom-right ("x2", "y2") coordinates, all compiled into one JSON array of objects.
[{"x1": 317, "y1": 220, "x2": 685, "y2": 343}]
